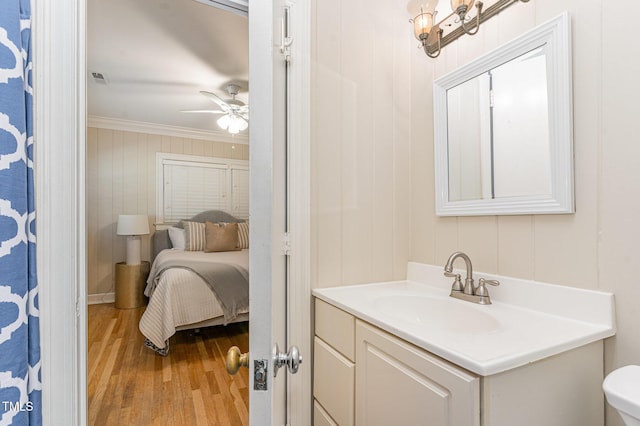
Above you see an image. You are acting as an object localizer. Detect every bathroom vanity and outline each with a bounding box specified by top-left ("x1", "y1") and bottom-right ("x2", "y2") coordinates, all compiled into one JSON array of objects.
[{"x1": 312, "y1": 262, "x2": 615, "y2": 426}]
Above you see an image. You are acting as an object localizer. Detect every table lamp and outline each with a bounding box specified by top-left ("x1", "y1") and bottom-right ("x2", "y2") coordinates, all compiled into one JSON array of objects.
[{"x1": 116, "y1": 214, "x2": 150, "y2": 265}]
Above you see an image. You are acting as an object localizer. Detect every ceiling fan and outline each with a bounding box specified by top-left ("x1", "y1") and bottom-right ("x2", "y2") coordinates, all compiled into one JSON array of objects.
[{"x1": 182, "y1": 83, "x2": 249, "y2": 134}]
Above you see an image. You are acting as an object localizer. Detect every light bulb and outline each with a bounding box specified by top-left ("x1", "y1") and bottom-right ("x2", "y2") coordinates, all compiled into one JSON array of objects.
[
  {"x1": 228, "y1": 122, "x2": 241, "y2": 134},
  {"x1": 407, "y1": 0, "x2": 436, "y2": 16},
  {"x1": 413, "y1": 11, "x2": 435, "y2": 40},
  {"x1": 217, "y1": 114, "x2": 231, "y2": 130},
  {"x1": 237, "y1": 117, "x2": 248, "y2": 131},
  {"x1": 451, "y1": 0, "x2": 474, "y2": 15}
]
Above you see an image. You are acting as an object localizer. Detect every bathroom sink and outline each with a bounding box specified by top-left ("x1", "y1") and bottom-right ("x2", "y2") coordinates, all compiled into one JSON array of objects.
[
  {"x1": 313, "y1": 263, "x2": 615, "y2": 375},
  {"x1": 373, "y1": 294, "x2": 501, "y2": 333}
]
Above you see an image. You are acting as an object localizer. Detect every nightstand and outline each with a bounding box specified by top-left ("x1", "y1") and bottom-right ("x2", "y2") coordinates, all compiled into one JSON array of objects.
[{"x1": 114, "y1": 261, "x2": 150, "y2": 309}]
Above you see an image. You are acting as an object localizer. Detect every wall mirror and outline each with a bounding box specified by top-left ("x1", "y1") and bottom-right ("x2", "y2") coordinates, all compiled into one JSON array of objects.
[{"x1": 433, "y1": 12, "x2": 573, "y2": 216}]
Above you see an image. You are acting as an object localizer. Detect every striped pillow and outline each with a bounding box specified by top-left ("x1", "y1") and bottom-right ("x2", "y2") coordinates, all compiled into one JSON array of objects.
[
  {"x1": 182, "y1": 221, "x2": 206, "y2": 251},
  {"x1": 237, "y1": 221, "x2": 249, "y2": 249}
]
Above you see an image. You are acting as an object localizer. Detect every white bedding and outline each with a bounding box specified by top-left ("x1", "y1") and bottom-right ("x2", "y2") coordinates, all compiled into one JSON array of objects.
[{"x1": 139, "y1": 249, "x2": 249, "y2": 349}]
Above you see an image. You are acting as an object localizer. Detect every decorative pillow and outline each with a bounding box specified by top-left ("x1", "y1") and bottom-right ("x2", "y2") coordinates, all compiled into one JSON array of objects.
[
  {"x1": 183, "y1": 221, "x2": 206, "y2": 251},
  {"x1": 237, "y1": 221, "x2": 249, "y2": 249},
  {"x1": 205, "y1": 221, "x2": 240, "y2": 252},
  {"x1": 167, "y1": 227, "x2": 186, "y2": 250}
]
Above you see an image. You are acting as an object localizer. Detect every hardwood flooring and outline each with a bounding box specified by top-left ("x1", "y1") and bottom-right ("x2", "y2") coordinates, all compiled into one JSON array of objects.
[{"x1": 88, "y1": 303, "x2": 249, "y2": 426}]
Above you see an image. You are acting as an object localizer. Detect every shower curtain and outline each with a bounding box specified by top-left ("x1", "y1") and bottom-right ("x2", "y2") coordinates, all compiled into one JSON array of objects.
[{"x1": 0, "y1": 0, "x2": 42, "y2": 425}]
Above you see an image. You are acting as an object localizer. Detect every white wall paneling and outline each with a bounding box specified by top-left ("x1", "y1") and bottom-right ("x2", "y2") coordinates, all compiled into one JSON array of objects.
[
  {"x1": 311, "y1": 0, "x2": 413, "y2": 289},
  {"x1": 312, "y1": 2, "x2": 639, "y2": 425}
]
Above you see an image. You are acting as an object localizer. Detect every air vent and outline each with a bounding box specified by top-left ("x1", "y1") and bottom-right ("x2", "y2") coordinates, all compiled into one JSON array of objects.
[{"x1": 91, "y1": 71, "x2": 108, "y2": 85}]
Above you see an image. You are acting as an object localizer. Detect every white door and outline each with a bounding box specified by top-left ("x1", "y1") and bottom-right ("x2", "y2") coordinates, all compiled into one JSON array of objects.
[{"x1": 247, "y1": 1, "x2": 291, "y2": 424}]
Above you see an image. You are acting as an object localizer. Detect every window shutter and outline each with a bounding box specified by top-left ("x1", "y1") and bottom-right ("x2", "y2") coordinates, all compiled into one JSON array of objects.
[
  {"x1": 157, "y1": 153, "x2": 249, "y2": 225},
  {"x1": 163, "y1": 162, "x2": 228, "y2": 222},
  {"x1": 230, "y1": 167, "x2": 249, "y2": 219}
]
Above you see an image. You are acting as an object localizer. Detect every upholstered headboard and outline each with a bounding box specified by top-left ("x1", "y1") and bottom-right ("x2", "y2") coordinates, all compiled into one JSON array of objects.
[{"x1": 151, "y1": 210, "x2": 244, "y2": 262}]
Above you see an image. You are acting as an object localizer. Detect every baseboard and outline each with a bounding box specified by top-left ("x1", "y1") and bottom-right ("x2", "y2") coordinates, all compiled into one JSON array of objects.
[{"x1": 87, "y1": 292, "x2": 115, "y2": 305}]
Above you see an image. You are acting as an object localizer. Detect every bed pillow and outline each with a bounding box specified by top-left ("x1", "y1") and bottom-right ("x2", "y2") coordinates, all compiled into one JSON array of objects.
[
  {"x1": 183, "y1": 221, "x2": 207, "y2": 251},
  {"x1": 167, "y1": 227, "x2": 186, "y2": 250},
  {"x1": 237, "y1": 221, "x2": 249, "y2": 249},
  {"x1": 205, "y1": 221, "x2": 240, "y2": 252}
]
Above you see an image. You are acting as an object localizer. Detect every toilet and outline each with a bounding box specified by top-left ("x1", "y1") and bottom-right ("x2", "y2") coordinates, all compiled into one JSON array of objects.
[{"x1": 603, "y1": 365, "x2": 640, "y2": 425}]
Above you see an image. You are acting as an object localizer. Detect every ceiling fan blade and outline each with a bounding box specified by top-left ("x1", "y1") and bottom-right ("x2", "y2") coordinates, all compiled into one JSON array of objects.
[
  {"x1": 200, "y1": 90, "x2": 231, "y2": 110},
  {"x1": 180, "y1": 109, "x2": 226, "y2": 114}
]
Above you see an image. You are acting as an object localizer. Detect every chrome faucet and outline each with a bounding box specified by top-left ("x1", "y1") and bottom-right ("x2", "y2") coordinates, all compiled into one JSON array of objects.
[
  {"x1": 444, "y1": 251, "x2": 475, "y2": 295},
  {"x1": 444, "y1": 251, "x2": 499, "y2": 305}
]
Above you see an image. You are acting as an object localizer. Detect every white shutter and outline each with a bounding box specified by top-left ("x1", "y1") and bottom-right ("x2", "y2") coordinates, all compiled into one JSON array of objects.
[
  {"x1": 157, "y1": 153, "x2": 249, "y2": 225},
  {"x1": 163, "y1": 162, "x2": 228, "y2": 222},
  {"x1": 230, "y1": 166, "x2": 249, "y2": 219}
]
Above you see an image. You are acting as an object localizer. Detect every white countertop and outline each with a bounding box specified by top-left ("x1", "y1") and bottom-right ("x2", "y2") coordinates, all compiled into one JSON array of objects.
[{"x1": 313, "y1": 262, "x2": 615, "y2": 376}]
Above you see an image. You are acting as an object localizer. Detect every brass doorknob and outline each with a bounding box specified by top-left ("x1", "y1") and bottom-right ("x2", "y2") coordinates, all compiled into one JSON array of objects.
[{"x1": 226, "y1": 346, "x2": 249, "y2": 375}]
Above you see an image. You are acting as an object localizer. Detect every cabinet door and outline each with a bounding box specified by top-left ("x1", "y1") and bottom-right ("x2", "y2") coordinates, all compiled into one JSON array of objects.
[
  {"x1": 355, "y1": 321, "x2": 479, "y2": 426},
  {"x1": 314, "y1": 400, "x2": 338, "y2": 426}
]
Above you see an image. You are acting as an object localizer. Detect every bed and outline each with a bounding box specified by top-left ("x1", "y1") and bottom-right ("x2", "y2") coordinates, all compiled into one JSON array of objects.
[{"x1": 139, "y1": 210, "x2": 249, "y2": 355}]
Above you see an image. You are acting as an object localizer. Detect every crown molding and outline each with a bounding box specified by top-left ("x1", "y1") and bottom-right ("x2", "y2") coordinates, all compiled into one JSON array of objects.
[{"x1": 87, "y1": 116, "x2": 249, "y2": 144}]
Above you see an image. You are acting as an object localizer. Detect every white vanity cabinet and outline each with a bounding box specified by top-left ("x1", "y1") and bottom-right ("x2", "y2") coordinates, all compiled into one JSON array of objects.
[
  {"x1": 314, "y1": 299, "x2": 480, "y2": 426},
  {"x1": 314, "y1": 297, "x2": 607, "y2": 426}
]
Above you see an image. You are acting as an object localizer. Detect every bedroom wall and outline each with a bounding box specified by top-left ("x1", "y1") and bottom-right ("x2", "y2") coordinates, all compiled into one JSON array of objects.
[
  {"x1": 312, "y1": 1, "x2": 639, "y2": 425},
  {"x1": 86, "y1": 126, "x2": 248, "y2": 298}
]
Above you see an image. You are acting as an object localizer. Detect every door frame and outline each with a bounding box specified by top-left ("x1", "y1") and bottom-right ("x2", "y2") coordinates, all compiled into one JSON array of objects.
[
  {"x1": 285, "y1": 1, "x2": 312, "y2": 424},
  {"x1": 32, "y1": 0, "x2": 311, "y2": 423}
]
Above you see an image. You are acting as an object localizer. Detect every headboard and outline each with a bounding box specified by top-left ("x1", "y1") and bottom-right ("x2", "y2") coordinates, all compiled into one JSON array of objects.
[{"x1": 151, "y1": 210, "x2": 244, "y2": 262}]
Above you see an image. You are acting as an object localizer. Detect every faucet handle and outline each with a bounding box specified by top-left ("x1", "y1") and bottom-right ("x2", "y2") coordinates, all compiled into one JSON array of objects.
[
  {"x1": 445, "y1": 271, "x2": 464, "y2": 292},
  {"x1": 476, "y1": 278, "x2": 500, "y2": 297}
]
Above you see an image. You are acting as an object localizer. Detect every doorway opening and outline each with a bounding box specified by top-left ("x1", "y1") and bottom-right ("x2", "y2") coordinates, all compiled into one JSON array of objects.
[{"x1": 85, "y1": 0, "x2": 250, "y2": 422}]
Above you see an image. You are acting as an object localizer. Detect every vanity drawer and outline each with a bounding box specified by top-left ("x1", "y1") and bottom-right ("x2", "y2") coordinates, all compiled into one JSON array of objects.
[
  {"x1": 315, "y1": 298, "x2": 355, "y2": 361},
  {"x1": 314, "y1": 336, "x2": 355, "y2": 426}
]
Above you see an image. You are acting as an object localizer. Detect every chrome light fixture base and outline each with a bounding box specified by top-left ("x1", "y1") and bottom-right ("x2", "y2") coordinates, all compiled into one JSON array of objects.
[{"x1": 412, "y1": 0, "x2": 530, "y2": 58}]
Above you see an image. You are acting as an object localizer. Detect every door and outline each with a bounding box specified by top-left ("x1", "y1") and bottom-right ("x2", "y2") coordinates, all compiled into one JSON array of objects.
[
  {"x1": 247, "y1": 1, "x2": 289, "y2": 424},
  {"x1": 221, "y1": 0, "x2": 311, "y2": 419}
]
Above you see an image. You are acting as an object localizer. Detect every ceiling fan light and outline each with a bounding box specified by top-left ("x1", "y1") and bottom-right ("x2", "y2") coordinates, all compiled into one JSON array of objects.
[
  {"x1": 237, "y1": 117, "x2": 249, "y2": 131},
  {"x1": 217, "y1": 114, "x2": 231, "y2": 130},
  {"x1": 228, "y1": 121, "x2": 241, "y2": 134}
]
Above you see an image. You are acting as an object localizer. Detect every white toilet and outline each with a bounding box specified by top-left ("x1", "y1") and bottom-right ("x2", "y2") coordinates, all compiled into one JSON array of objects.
[{"x1": 603, "y1": 365, "x2": 640, "y2": 425}]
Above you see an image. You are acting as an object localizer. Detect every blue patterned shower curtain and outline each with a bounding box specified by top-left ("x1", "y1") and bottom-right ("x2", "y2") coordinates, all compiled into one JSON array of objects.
[{"x1": 0, "y1": 0, "x2": 42, "y2": 425}]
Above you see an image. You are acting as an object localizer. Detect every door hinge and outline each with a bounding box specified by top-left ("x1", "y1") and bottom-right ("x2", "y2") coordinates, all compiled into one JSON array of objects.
[
  {"x1": 283, "y1": 232, "x2": 291, "y2": 256},
  {"x1": 280, "y1": 5, "x2": 293, "y2": 62}
]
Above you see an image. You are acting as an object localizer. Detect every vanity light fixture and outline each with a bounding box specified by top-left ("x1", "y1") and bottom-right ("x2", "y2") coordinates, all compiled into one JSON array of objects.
[{"x1": 410, "y1": 0, "x2": 530, "y2": 58}]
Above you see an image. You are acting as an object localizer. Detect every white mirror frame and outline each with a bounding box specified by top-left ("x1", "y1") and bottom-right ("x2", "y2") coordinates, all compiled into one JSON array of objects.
[{"x1": 433, "y1": 12, "x2": 573, "y2": 216}]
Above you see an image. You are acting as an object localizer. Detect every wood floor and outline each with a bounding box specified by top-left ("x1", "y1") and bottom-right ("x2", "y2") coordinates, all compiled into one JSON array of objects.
[{"x1": 88, "y1": 303, "x2": 249, "y2": 426}]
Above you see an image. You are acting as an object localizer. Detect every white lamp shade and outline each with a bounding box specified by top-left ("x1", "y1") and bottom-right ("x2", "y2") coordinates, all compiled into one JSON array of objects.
[{"x1": 116, "y1": 215, "x2": 149, "y2": 235}]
